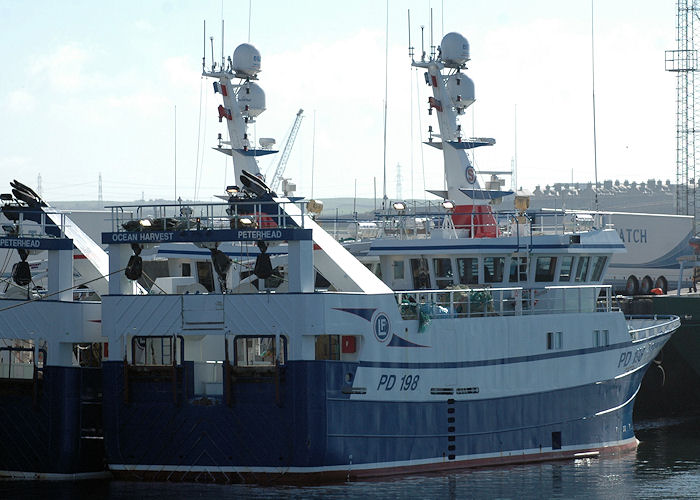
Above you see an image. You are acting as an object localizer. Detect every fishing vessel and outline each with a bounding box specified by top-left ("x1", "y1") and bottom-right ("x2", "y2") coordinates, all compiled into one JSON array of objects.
[
  {"x1": 93, "y1": 33, "x2": 680, "y2": 483},
  {"x1": 0, "y1": 181, "x2": 107, "y2": 479}
]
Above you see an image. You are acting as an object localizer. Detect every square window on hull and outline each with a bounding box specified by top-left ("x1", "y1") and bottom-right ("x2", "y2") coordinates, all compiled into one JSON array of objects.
[
  {"x1": 234, "y1": 335, "x2": 287, "y2": 366},
  {"x1": 315, "y1": 335, "x2": 340, "y2": 361}
]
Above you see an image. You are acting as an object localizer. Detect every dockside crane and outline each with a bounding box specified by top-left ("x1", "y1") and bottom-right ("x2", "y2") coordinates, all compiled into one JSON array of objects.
[{"x1": 269, "y1": 109, "x2": 304, "y2": 192}]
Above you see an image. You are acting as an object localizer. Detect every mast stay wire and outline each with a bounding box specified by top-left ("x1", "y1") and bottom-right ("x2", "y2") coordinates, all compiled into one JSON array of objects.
[
  {"x1": 193, "y1": 76, "x2": 204, "y2": 202},
  {"x1": 415, "y1": 68, "x2": 427, "y2": 203},
  {"x1": 196, "y1": 83, "x2": 209, "y2": 201}
]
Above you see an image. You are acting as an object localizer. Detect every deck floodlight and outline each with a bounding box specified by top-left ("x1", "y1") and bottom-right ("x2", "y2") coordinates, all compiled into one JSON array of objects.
[
  {"x1": 392, "y1": 201, "x2": 407, "y2": 211},
  {"x1": 0, "y1": 193, "x2": 13, "y2": 201},
  {"x1": 239, "y1": 216, "x2": 254, "y2": 226},
  {"x1": 442, "y1": 200, "x2": 455, "y2": 210},
  {"x1": 139, "y1": 219, "x2": 152, "y2": 227},
  {"x1": 226, "y1": 185, "x2": 240, "y2": 195}
]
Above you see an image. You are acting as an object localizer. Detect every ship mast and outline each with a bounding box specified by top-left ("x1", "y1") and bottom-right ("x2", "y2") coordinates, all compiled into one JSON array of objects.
[{"x1": 201, "y1": 22, "x2": 277, "y2": 187}]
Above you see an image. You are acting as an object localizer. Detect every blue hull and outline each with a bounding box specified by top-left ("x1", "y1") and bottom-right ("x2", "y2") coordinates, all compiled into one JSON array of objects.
[
  {"x1": 102, "y1": 359, "x2": 644, "y2": 482},
  {"x1": 0, "y1": 366, "x2": 105, "y2": 478}
]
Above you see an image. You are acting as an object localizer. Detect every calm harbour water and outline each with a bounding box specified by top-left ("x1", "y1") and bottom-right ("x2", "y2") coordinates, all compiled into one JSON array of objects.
[{"x1": 2, "y1": 417, "x2": 700, "y2": 499}]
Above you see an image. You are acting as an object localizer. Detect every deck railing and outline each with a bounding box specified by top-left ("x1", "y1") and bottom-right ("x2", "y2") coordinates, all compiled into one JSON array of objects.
[
  {"x1": 318, "y1": 204, "x2": 612, "y2": 242},
  {"x1": 106, "y1": 199, "x2": 308, "y2": 233},
  {"x1": 625, "y1": 315, "x2": 681, "y2": 341},
  {"x1": 0, "y1": 209, "x2": 69, "y2": 239}
]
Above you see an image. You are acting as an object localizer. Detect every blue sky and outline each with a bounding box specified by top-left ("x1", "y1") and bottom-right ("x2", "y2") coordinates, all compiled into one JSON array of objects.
[{"x1": 0, "y1": 0, "x2": 678, "y2": 202}]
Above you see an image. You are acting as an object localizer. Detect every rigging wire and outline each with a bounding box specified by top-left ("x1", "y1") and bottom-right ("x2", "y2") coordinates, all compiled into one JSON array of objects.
[
  {"x1": 382, "y1": 0, "x2": 389, "y2": 209},
  {"x1": 0, "y1": 248, "x2": 14, "y2": 276},
  {"x1": 0, "y1": 266, "x2": 131, "y2": 315},
  {"x1": 247, "y1": 0, "x2": 252, "y2": 43},
  {"x1": 196, "y1": 82, "x2": 209, "y2": 201},
  {"x1": 591, "y1": 0, "x2": 600, "y2": 212},
  {"x1": 409, "y1": 18, "x2": 415, "y2": 202},
  {"x1": 141, "y1": 270, "x2": 167, "y2": 295},
  {"x1": 410, "y1": 79, "x2": 415, "y2": 202},
  {"x1": 193, "y1": 76, "x2": 204, "y2": 202},
  {"x1": 415, "y1": 68, "x2": 427, "y2": 203},
  {"x1": 311, "y1": 111, "x2": 316, "y2": 199}
]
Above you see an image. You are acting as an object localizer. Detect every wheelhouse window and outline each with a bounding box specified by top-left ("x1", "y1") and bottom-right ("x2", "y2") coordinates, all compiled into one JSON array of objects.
[
  {"x1": 182, "y1": 262, "x2": 191, "y2": 277},
  {"x1": 483, "y1": 257, "x2": 505, "y2": 283},
  {"x1": 535, "y1": 257, "x2": 557, "y2": 282},
  {"x1": 457, "y1": 258, "x2": 478, "y2": 285},
  {"x1": 235, "y1": 335, "x2": 287, "y2": 366},
  {"x1": 410, "y1": 258, "x2": 431, "y2": 289},
  {"x1": 196, "y1": 261, "x2": 215, "y2": 292},
  {"x1": 574, "y1": 256, "x2": 590, "y2": 282},
  {"x1": 590, "y1": 256, "x2": 607, "y2": 281},
  {"x1": 433, "y1": 258, "x2": 454, "y2": 289},
  {"x1": 393, "y1": 260, "x2": 405, "y2": 280},
  {"x1": 559, "y1": 256, "x2": 574, "y2": 282},
  {"x1": 509, "y1": 257, "x2": 528, "y2": 283}
]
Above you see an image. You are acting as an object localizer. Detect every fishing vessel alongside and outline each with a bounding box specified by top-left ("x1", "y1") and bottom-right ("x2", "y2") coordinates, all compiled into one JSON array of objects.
[
  {"x1": 0, "y1": 182, "x2": 107, "y2": 479},
  {"x1": 90, "y1": 33, "x2": 680, "y2": 483}
]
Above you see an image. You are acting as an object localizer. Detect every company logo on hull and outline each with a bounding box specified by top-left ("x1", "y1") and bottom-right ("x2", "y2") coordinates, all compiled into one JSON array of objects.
[{"x1": 373, "y1": 313, "x2": 391, "y2": 342}]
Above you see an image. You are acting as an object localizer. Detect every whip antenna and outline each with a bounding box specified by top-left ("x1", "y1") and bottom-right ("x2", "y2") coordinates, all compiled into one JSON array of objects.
[{"x1": 408, "y1": 10, "x2": 414, "y2": 60}]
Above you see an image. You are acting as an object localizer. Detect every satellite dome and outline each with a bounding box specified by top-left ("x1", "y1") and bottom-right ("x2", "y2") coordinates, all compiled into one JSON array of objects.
[
  {"x1": 446, "y1": 73, "x2": 475, "y2": 109},
  {"x1": 237, "y1": 81, "x2": 266, "y2": 117},
  {"x1": 232, "y1": 43, "x2": 261, "y2": 77},
  {"x1": 440, "y1": 32, "x2": 470, "y2": 66}
]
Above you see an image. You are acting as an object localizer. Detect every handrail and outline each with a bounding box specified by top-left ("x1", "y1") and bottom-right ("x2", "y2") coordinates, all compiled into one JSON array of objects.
[
  {"x1": 106, "y1": 199, "x2": 308, "y2": 234},
  {"x1": 319, "y1": 206, "x2": 608, "y2": 242},
  {"x1": 0, "y1": 208, "x2": 68, "y2": 239},
  {"x1": 395, "y1": 284, "x2": 613, "y2": 320},
  {"x1": 625, "y1": 314, "x2": 681, "y2": 341}
]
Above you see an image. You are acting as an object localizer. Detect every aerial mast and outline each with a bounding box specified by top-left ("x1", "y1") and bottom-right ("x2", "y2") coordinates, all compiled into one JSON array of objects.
[{"x1": 666, "y1": 0, "x2": 699, "y2": 229}]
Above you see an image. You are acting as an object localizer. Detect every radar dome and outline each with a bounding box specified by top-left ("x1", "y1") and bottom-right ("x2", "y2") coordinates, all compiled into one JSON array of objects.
[
  {"x1": 232, "y1": 43, "x2": 261, "y2": 77},
  {"x1": 446, "y1": 73, "x2": 474, "y2": 109},
  {"x1": 440, "y1": 32, "x2": 470, "y2": 66},
  {"x1": 238, "y1": 81, "x2": 266, "y2": 117}
]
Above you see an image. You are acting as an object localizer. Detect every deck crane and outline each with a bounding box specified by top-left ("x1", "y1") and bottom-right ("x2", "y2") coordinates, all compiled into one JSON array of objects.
[{"x1": 269, "y1": 109, "x2": 304, "y2": 192}]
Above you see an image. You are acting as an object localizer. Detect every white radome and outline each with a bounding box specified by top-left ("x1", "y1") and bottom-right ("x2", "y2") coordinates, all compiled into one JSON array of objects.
[
  {"x1": 232, "y1": 43, "x2": 261, "y2": 76},
  {"x1": 440, "y1": 32, "x2": 470, "y2": 66},
  {"x1": 446, "y1": 73, "x2": 475, "y2": 109},
  {"x1": 238, "y1": 82, "x2": 266, "y2": 117}
]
